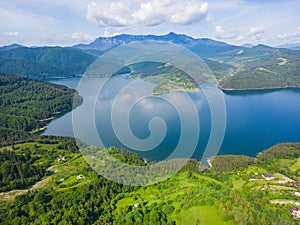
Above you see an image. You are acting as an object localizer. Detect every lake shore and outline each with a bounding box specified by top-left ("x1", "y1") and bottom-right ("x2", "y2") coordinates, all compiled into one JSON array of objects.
[{"x1": 219, "y1": 85, "x2": 300, "y2": 92}]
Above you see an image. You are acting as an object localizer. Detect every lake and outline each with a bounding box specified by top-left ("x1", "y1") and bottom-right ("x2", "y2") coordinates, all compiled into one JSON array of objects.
[{"x1": 43, "y1": 76, "x2": 300, "y2": 162}]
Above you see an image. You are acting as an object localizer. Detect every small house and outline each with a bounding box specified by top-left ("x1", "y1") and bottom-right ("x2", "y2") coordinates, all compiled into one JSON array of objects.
[
  {"x1": 295, "y1": 202, "x2": 300, "y2": 207},
  {"x1": 292, "y1": 191, "x2": 300, "y2": 197},
  {"x1": 77, "y1": 175, "x2": 85, "y2": 180},
  {"x1": 57, "y1": 156, "x2": 66, "y2": 162},
  {"x1": 290, "y1": 208, "x2": 300, "y2": 220},
  {"x1": 262, "y1": 173, "x2": 275, "y2": 181}
]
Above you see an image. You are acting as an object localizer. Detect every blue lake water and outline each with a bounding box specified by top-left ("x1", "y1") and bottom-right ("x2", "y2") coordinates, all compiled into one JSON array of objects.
[{"x1": 43, "y1": 76, "x2": 300, "y2": 162}]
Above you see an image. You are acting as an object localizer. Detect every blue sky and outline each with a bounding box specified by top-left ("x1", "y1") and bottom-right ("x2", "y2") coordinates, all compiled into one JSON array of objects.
[{"x1": 0, "y1": 0, "x2": 299, "y2": 46}]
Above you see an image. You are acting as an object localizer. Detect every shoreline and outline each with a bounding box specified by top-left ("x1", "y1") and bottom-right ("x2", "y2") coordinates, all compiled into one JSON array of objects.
[
  {"x1": 218, "y1": 85, "x2": 300, "y2": 92},
  {"x1": 48, "y1": 75, "x2": 300, "y2": 94},
  {"x1": 153, "y1": 87, "x2": 199, "y2": 95},
  {"x1": 29, "y1": 126, "x2": 48, "y2": 134},
  {"x1": 39, "y1": 116, "x2": 55, "y2": 122}
]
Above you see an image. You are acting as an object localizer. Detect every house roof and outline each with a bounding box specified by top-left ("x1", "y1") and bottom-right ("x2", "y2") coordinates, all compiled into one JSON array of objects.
[{"x1": 263, "y1": 173, "x2": 274, "y2": 178}]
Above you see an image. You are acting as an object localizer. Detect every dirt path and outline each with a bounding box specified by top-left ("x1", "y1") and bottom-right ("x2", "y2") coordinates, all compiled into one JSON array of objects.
[
  {"x1": 0, "y1": 166, "x2": 58, "y2": 201},
  {"x1": 271, "y1": 199, "x2": 300, "y2": 206}
]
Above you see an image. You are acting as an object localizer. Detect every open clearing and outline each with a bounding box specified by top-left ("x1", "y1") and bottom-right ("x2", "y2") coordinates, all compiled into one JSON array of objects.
[
  {"x1": 277, "y1": 57, "x2": 288, "y2": 65},
  {"x1": 172, "y1": 206, "x2": 234, "y2": 225}
]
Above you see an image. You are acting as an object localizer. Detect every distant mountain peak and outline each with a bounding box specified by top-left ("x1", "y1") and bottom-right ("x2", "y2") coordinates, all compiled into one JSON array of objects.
[
  {"x1": 167, "y1": 31, "x2": 176, "y2": 35},
  {"x1": 241, "y1": 43, "x2": 254, "y2": 48},
  {"x1": 0, "y1": 43, "x2": 24, "y2": 51},
  {"x1": 276, "y1": 42, "x2": 300, "y2": 50},
  {"x1": 164, "y1": 31, "x2": 187, "y2": 37},
  {"x1": 3, "y1": 43, "x2": 22, "y2": 48},
  {"x1": 73, "y1": 32, "x2": 236, "y2": 54},
  {"x1": 254, "y1": 44, "x2": 272, "y2": 48}
]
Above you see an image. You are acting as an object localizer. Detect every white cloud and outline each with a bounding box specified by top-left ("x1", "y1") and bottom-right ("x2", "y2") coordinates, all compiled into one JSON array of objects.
[
  {"x1": 213, "y1": 26, "x2": 247, "y2": 45},
  {"x1": 235, "y1": 35, "x2": 245, "y2": 41},
  {"x1": 170, "y1": 1, "x2": 208, "y2": 25},
  {"x1": 214, "y1": 25, "x2": 238, "y2": 39},
  {"x1": 132, "y1": 0, "x2": 171, "y2": 26},
  {"x1": 71, "y1": 32, "x2": 95, "y2": 42},
  {"x1": 2, "y1": 31, "x2": 19, "y2": 36},
  {"x1": 278, "y1": 27, "x2": 300, "y2": 39},
  {"x1": 247, "y1": 26, "x2": 266, "y2": 37},
  {"x1": 87, "y1": 1, "x2": 131, "y2": 27},
  {"x1": 215, "y1": 25, "x2": 224, "y2": 34},
  {"x1": 103, "y1": 30, "x2": 120, "y2": 37},
  {"x1": 87, "y1": 0, "x2": 208, "y2": 27},
  {"x1": 104, "y1": 30, "x2": 110, "y2": 37}
]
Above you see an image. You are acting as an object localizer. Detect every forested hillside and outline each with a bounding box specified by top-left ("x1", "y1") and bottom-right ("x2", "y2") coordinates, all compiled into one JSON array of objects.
[
  {"x1": 0, "y1": 136, "x2": 80, "y2": 192},
  {"x1": 0, "y1": 47, "x2": 96, "y2": 79},
  {"x1": 1, "y1": 139, "x2": 300, "y2": 224},
  {"x1": 0, "y1": 74, "x2": 82, "y2": 135}
]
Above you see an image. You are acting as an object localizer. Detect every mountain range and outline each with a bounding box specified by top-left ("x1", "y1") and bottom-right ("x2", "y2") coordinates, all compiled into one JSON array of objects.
[
  {"x1": 1, "y1": 32, "x2": 300, "y2": 90},
  {"x1": 276, "y1": 42, "x2": 300, "y2": 51},
  {"x1": 74, "y1": 32, "x2": 241, "y2": 57}
]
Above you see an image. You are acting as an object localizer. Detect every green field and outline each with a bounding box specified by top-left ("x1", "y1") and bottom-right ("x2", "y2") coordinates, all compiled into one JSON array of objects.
[
  {"x1": 291, "y1": 158, "x2": 300, "y2": 172},
  {"x1": 173, "y1": 206, "x2": 234, "y2": 225}
]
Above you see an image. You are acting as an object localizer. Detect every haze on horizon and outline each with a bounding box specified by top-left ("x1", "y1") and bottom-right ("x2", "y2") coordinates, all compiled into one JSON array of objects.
[{"x1": 0, "y1": 0, "x2": 299, "y2": 47}]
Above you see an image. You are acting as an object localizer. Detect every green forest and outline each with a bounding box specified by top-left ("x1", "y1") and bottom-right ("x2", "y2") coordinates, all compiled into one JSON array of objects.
[
  {"x1": 1, "y1": 136, "x2": 300, "y2": 224},
  {"x1": 0, "y1": 74, "x2": 82, "y2": 133},
  {"x1": 0, "y1": 47, "x2": 96, "y2": 79}
]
